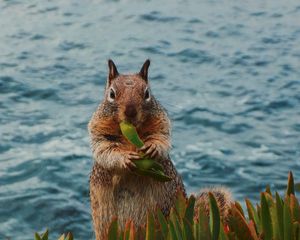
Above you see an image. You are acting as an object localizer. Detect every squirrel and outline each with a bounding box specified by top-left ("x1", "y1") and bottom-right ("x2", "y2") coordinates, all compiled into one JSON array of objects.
[{"x1": 88, "y1": 60, "x2": 232, "y2": 239}]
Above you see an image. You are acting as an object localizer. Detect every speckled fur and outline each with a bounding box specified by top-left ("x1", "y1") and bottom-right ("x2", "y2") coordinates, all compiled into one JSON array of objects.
[{"x1": 194, "y1": 187, "x2": 233, "y2": 223}]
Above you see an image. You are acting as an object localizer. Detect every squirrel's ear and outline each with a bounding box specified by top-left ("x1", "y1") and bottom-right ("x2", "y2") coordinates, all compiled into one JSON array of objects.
[
  {"x1": 139, "y1": 59, "x2": 150, "y2": 82},
  {"x1": 108, "y1": 59, "x2": 119, "y2": 84}
]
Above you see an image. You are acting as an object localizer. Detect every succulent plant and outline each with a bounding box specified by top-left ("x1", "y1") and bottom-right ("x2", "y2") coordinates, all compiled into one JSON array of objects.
[
  {"x1": 34, "y1": 229, "x2": 73, "y2": 240},
  {"x1": 105, "y1": 171, "x2": 300, "y2": 240},
  {"x1": 35, "y1": 172, "x2": 300, "y2": 239}
]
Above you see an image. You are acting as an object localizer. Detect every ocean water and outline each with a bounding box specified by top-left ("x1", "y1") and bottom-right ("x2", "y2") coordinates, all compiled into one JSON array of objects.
[{"x1": 1, "y1": 0, "x2": 300, "y2": 239}]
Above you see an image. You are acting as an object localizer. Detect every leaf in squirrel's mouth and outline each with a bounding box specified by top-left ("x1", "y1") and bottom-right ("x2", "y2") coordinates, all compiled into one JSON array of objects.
[{"x1": 123, "y1": 118, "x2": 139, "y2": 128}]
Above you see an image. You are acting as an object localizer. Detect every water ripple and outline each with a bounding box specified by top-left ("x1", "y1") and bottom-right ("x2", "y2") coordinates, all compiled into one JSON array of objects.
[
  {"x1": 139, "y1": 11, "x2": 181, "y2": 22},
  {"x1": 1, "y1": 1, "x2": 300, "y2": 239}
]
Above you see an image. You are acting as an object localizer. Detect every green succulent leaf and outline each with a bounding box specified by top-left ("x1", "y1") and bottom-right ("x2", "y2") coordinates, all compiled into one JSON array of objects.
[
  {"x1": 182, "y1": 218, "x2": 194, "y2": 240},
  {"x1": 228, "y1": 206, "x2": 255, "y2": 240},
  {"x1": 184, "y1": 195, "x2": 196, "y2": 225},
  {"x1": 290, "y1": 194, "x2": 300, "y2": 222},
  {"x1": 275, "y1": 192, "x2": 284, "y2": 240},
  {"x1": 219, "y1": 222, "x2": 229, "y2": 240},
  {"x1": 261, "y1": 193, "x2": 273, "y2": 240},
  {"x1": 41, "y1": 229, "x2": 48, "y2": 240},
  {"x1": 246, "y1": 198, "x2": 261, "y2": 233},
  {"x1": 234, "y1": 201, "x2": 245, "y2": 218},
  {"x1": 169, "y1": 221, "x2": 178, "y2": 240},
  {"x1": 286, "y1": 171, "x2": 295, "y2": 196},
  {"x1": 108, "y1": 217, "x2": 119, "y2": 240},
  {"x1": 284, "y1": 200, "x2": 292, "y2": 240},
  {"x1": 58, "y1": 234, "x2": 65, "y2": 240},
  {"x1": 146, "y1": 213, "x2": 155, "y2": 240},
  {"x1": 175, "y1": 190, "x2": 186, "y2": 219},
  {"x1": 157, "y1": 208, "x2": 169, "y2": 239},
  {"x1": 34, "y1": 233, "x2": 42, "y2": 240},
  {"x1": 129, "y1": 222, "x2": 136, "y2": 240},
  {"x1": 198, "y1": 202, "x2": 211, "y2": 240},
  {"x1": 209, "y1": 192, "x2": 220, "y2": 240},
  {"x1": 65, "y1": 233, "x2": 73, "y2": 240}
]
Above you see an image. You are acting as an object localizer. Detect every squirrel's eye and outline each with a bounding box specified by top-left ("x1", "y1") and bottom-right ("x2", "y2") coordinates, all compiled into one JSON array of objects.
[
  {"x1": 108, "y1": 88, "x2": 116, "y2": 102},
  {"x1": 144, "y1": 89, "x2": 150, "y2": 101}
]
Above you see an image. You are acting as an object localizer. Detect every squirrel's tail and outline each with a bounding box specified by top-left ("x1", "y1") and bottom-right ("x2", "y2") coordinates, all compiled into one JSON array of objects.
[{"x1": 194, "y1": 187, "x2": 233, "y2": 222}]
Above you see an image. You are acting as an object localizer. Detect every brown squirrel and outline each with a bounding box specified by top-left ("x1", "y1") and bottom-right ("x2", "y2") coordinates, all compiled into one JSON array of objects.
[{"x1": 88, "y1": 60, "x2": 232, "y2": 239}]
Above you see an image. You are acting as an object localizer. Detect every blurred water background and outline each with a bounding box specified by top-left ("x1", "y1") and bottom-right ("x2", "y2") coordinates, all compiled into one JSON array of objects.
[{"x1": 0, "y1": 0, "x2": 300, "y2": 239}]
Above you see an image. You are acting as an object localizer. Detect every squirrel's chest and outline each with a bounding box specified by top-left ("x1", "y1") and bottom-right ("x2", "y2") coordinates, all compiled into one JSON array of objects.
[{"x1": 112, "y1": 175, "x2": 163, "y2": 203}]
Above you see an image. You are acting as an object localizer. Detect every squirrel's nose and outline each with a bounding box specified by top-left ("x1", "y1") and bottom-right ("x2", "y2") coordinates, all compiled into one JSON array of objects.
[{"x1": 125, "y1": 104, "x2": 137, "y2": 119}]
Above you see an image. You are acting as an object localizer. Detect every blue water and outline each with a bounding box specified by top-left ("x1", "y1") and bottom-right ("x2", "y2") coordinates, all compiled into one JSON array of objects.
[{"x1": 1, "y1": 0, "x2": 300, "y2": 239}]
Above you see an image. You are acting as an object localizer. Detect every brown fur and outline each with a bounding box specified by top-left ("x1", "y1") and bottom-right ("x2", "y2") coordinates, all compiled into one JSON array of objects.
[
  {"x1": 88, "y1": 60, "x2": 232, "y2": 239},
  {"x1": 89, "y1": 60, "x2": 185, "y2": 239}
]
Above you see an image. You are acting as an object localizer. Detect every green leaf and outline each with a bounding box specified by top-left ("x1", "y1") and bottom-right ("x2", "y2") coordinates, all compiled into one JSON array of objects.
[
  {"x1": 234, "y1": 201, "x2": 245, "y2": 217},
  {"x1": 108, "y1": 217, "x2": 119, "y2": 240},
  {"x1": 169, "y1": 221, "x2": 178, "y2": 240},
  {"x1": 209, "y1": 192, "x2": 220, "y2": 240},
  {"x1": 157, "y1": 209, "x2": 168, "y2": 239},
  {"x1": 175, "y1": 190, "x2": 187, "y2": 219},
  {"x1": 41, "y1": 229, "x2": 48, "y2": 240},
  {"x1": 197, "y1": 202, "x2": 211, "y2": 240},
  {"x1": 256, "y1": 204, "x2": 261, "y2": 219},
  {"x1": 193, "y1": 223, "x2": 198, "y2": 240},
  {"x1": 123, "y1": 220, "x2": 131, "y2": 240},
  {"x1": 58, "y1": 234, "x2": 65, "y2": 240},
  {"x1": 248, "y1": 221, "x2": 259, "y2": 240},
  {"x1": 264, "y1": 192, "x2": 280, "y2": 239},
  {"x1": 65, "y1": 232, "x2": 73, "y2": 240},
  {"x1": 129, "y1": 222, "x2": 136, "y2": 240},
  {"x1": 34, "y1": 233, "x2": 42, "y2": 240},
  {"x1": 182, "y1": 218, "x2": 194, "y2": 240},
  {"x1": 290, "y1": 194, "x2": 300, "y2": 222},
  {"x1": 246, "y1": 198, "x2": 261, "y2": 233},
  {"x1": 227, "y1": 232, "x2": 238, "y2": 240},
  {"x1": 228, "y1": 206, "x2": 255, "y2": 240},
  {"x1": 184, "y1": 195, "x2": 195, "y2": 225},
  {"x1": 146, "y1": 212, "x2": 155, "y2": 240},
  {"x1": 173, "y1": 215, "x2": 183, "y2": 240},
  {"x1": 275, "y1": 192, "x2": 284, "y2": 240},
  {"x1": 283, "y1": 200, "x2": 292, "y2": 240},
  {"x1": 293, "y1": 222, "x2": 300, "y2": 240},
  {"x1": 119, "y1": 121, "x2": 144, "y2": 148},
  {"x1": 265, "y1": 185, "x2": 272, "y2": 196},
  {"x1": 219, "y1": 222, "x2": 229, "y2": 240},
  {"x1": 261, "y1": 193, "x2": 273, "y2": 240},
  {"x1": 286, "y1": 171, "x2": 295, "y2": 196},
  {"x1": 134, "y1": 167, "x2": 172, "y2": 182},
  {"x1": 119, "y1": 121, "x2": 172, "y2": 182},
  {"x1": 133, "y1": 158, "x2": 157, "y2": 170}
]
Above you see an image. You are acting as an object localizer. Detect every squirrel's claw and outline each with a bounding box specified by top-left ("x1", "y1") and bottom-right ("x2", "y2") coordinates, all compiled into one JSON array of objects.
[
  {"x1": 120, "y1": 151, "x2": 140, "y2": 171},
  {"x1": 142, "y1": 143, "x2": 159, "y2": 159},
  {"x1": 128, "y1": 152, "x2": 141, "y2": 161}
]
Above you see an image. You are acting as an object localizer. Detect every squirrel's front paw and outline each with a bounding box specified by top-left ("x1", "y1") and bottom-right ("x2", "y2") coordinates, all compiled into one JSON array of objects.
[
  {"x1": 121, "y1": 151, "x2": 140, "y2": 171},
  {"x1": 140, "y1": 142, "x2": 165, "y2": 160}
]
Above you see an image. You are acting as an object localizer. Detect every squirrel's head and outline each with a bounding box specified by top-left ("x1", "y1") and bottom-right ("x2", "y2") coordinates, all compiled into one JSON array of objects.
[{"x1": 104, "y1": 59, "x2": 153, "y2": 126}]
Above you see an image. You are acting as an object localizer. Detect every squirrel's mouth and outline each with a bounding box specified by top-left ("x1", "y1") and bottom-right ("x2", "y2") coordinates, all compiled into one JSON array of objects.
[
  {"x1": 121, "y1": 104, "x2": 141, "y2": 126},
  {"x1": 123, "y1": 117, "x2": 139, "y2": 127}
]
